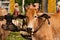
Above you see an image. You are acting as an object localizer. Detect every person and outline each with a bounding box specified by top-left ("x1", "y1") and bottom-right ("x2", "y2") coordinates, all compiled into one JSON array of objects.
[
  {"x1": 0, "y1": 6, "x2": 8, "y2": 16},
  {"x1": 14, "y1": 3, "x2": 20, "y2": 16},
  {"x1": 34, "y1": 3, "x2": 40, "y2": 10},
  {"x1": 29, "y1": 3, "x2": 34, "y2": 9},
  {"x1": 33, "y1": 3, "x2": 40, "y2": 13},
  {"x1": 57, "y1": 1, "x2": 60, "y2": 13}
]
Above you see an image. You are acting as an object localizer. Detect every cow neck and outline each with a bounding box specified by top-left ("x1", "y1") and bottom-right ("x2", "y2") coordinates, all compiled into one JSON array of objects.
[{"x1": 32, "y1": 19, "x2": 46, "y2": 35}]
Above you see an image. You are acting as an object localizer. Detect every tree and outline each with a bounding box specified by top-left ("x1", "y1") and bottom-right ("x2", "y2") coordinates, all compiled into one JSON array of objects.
[
  {"x1": 15, "y1": 0, "x2": 22, "y2": 6},
  {"x1": 22, "y1": 0, "x2": 25, "y2": 14},
  {"x1": 25, "y1": 0, "x2": 34, "y2": 5}
]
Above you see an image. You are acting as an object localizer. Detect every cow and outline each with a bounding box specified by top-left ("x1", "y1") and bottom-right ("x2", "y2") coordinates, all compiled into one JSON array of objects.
[
  {"x1": 25, "y1": 7, "x2": 60, "y2": 40},
  {"x1": 0, "y1": 7, "x2": 10, "y2": 40},
  {"x1": 0, "y1": 7, "x2": 27, "y2": 40}
]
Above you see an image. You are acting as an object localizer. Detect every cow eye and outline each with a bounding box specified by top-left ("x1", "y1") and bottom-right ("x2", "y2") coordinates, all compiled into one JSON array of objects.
[
  {"x1": 34, "y1": 16, "x2": 37, "y2": 18},
  {"x1": 34, "y1": 16, "x2": 38, "y2": 19}
]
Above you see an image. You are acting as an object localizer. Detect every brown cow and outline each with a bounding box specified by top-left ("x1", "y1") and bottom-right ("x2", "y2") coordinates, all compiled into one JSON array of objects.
[
  {"x1": 0, "y1": 8, "x2": 10, "y2": 40},
  {"x1": 0, "y1": 19, "x2": 10, "y2": 40},
  {"x1": 26, "y1": 7, "x2": 60, "y2": 40}
]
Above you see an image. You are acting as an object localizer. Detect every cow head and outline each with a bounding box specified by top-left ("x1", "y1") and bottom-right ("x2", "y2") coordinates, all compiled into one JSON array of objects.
[
  {"x1": 26, "y1": 8, "x2": 50, "y2": 34},
  {"x1": 1, "y1": 14, "x2": 27, "y2": 32}
]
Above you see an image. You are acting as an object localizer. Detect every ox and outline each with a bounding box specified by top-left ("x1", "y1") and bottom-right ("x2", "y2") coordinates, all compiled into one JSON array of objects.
[
  {"x1": 2, "y1": 14, "x2": 27, "y2": 32},
  {"x1": 1, "y1": 10, "x2": 27, "y2": 40},
  {"x1": 0, "y1": 8, "x2": 10, "y2": 40},
  {"x1": 26, "y1": 7, "x2": 60, "y2": 40}
]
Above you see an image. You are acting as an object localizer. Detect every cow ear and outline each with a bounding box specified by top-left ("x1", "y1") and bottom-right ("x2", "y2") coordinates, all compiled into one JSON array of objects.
[{"x1": 38, "y1": 14, "x2": 50, "y2": 19}]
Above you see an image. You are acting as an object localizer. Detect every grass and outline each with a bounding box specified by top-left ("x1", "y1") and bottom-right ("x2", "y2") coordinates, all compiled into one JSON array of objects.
[{"x1": 6, "y1": 32, "x2": 26, "y2": 40}]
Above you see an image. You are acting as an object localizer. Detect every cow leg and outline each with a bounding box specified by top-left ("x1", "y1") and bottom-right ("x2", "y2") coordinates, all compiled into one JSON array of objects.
[
  {"x1": 0, "y1": 34, "x2": 6, "y2": 40},
  {"x1": 0, "y1": 34, "x2": 2, "y2": 40},
  {"x1": 1, "y1": 30, "x2": 10, "y2": 40},
  {"x1": 1, "y1": 31, "x2": 7, "y2": 40},
  {"x1": 2, "y1": 35, "x2": 6, "y2": 40}
]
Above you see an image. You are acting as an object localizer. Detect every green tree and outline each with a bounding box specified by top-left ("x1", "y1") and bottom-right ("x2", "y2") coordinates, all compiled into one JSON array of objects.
[
  {"x1": 15, "y1": 0, "x2": 35, "y2": 6},
  {"x1": 15, "y1": 0, "x2": 22, "y2": 6},
  {"x1": 25, "y1": 0, "x2": 34, "y2": 5}
]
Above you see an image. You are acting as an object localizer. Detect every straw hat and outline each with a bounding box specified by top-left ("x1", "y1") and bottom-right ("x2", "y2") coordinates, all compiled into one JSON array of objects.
[
  {"x1": 57, "y1": 1, "x2": 60, "y2": 5},
  {"x1": 15, "y1": 3, "x2": 19, "y2": 7},
  {"x1": 34, "y1": 3, "x2": 39, "y2": 6}
]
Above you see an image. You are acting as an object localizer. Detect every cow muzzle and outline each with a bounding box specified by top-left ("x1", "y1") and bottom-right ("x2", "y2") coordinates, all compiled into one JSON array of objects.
[{"x1": 27, "y1": 27, "x2": 32, "y2": 33}]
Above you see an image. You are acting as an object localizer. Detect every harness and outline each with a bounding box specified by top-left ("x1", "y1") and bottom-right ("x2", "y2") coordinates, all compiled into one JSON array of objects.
[{"x1": 32, "y1": 19, "x2": 46, "y2": 35}]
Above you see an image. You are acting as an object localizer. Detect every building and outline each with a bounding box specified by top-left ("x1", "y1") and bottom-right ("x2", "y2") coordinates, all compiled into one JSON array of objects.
[
  {"x1": 35, "y1": 0, "x2": 60, "y2": 13},
  {"x1": 0, "y1": 0, "x2": 10, "y2": 13},
  {"x1": 35, "y1": 0, "x2": 56, "y2": 13},
  {"x1": 0, "y1": 0, "x2": 59, "y2": 13},
  {"x1": 0, "y1": 0, "x2": 15, "y2": 14}
]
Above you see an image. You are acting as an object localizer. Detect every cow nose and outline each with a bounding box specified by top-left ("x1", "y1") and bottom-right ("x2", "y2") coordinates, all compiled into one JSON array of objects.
[
  {"x1": 27, "y1": 28, "x2": 32, "y2": 31},
  {"x1": 27, "y1": 28, "x2": 32, "y2": 33}
]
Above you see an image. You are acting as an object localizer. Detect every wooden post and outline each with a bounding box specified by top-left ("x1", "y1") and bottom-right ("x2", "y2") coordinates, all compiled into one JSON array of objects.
[
  {"x1": 48, "y1": 0, "x2": 56, "y2": 13},
  {"x1": 42, "y1": 0, "x2": 47, "y2": 12},
  {"x1": 22, "y1": 0, "x2": 25, "y2": 15}
]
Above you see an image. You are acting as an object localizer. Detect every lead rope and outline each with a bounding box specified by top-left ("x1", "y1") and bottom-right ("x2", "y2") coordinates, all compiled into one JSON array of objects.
[
  {"x1": 31, "y1": 19, "x2": 46, "y2": 35},
  {"x1": 31, "y1": 18, "x2": 50, "y2": 35}
]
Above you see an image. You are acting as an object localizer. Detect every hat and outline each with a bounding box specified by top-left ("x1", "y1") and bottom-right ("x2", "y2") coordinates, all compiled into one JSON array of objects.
[
  {"x1": 15, "y1": 3, "x2": 19, "y2": 7},
  {"x1": 34, "y1": 3, "x2": 39, "y2": 6},
  {"x1": 57, "y1": 1, "x2": 60, "y2": 5}
]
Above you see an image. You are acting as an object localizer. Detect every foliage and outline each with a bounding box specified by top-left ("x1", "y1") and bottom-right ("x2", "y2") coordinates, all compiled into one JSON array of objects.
[
  {"x1": 15, "y1": 0, "x2": 35, "y2": 6},
  {"x1": 25, "y1": 0, "x2": 34, "y2": 5},
  {"x1": 15, "y1": 0, "x2": 22, "y2": 6},
  {"x1": 6, "y1": 32, "x2": 26, "y2": 40}
]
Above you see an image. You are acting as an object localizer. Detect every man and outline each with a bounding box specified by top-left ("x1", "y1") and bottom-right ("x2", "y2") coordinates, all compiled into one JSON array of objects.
[
  {"x1": 57, "y1": 1, "x2": 60, "y2": 13},
  {"x1": 34, "y1": 3, "x2": 39, "y2": 10},
  {"x1": 14, "y1": 3, "x2": 20, "y2": 16}
]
